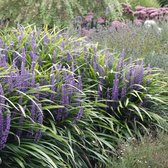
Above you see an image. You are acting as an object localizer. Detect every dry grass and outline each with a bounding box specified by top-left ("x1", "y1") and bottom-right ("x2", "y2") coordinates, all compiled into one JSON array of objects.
[{"x1": 112, "y1": 133, "x2": 168, "y2": 168}]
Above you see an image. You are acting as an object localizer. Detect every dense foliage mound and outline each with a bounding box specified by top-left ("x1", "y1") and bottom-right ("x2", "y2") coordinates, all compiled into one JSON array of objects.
[{"x1": 0, "y1": 26, "x2": 167, "y2": 167}]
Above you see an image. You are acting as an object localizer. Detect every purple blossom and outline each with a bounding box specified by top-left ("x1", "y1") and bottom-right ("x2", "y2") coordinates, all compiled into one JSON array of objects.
[
  {"x1": 53, "y1": 49, "x2": 57, "y2": 64},
  {"x1": 0, "y1": 84, "x2": 5, "y2": 105},
  {"x1": 31, "y1": 35, "x2": 36, "y2": 52},
  {"x1": 0, "y1": 112, "x2": 11, "y2": 150},
  {"x1": 21, "y1": 47, "x2": 26, "y2": 75},
  {"x1": 17, "y1": 35, "x2": 22, "y2": 45},
  {"x1": 75, "y1": 107, "x2": 84, "y2": 121},
  {"x1": 0, "y1": 38, "x2": 4, "y2": 47},
  {"x1": 8, "y1": 69, "x2": 14, "y2": 91},
  {"x1": 0, "y1": 84, "x2": 11, "y2": 150},
  {"x1": 112, "y1": 74, "x2": 119, "y2": 101},
  {"x1": 61, "y1": 84, "x2": 69, "y2": 106},
  {"x1": 67, "y1": 52, "x2": 72, "y2": 62},
  {"x1": 112, "y1": 74, "x2": 119, "y2": 111},
  {"x1": 20, "y1": 69, "x2": 30, "y2": 91},
  {"x1": 121, "y1": 80, "x2": 127, "y2": 99},
  {"x1": 60, "y1": 41, "x2": 65, "y2": 50},
  {"x1": 43, "y1": 33, "x2": 49, "y2": 46},
  {"x1": 31, "y1": 71, "x2": 36, "y2": 87},
  {"x1": 30, "y1": 51, "x2": 36, "y2": 72},
  {"x1": 77, "y1": 76, "x2": 83, "y2": 90},
  {"x1": 34, "y1": 104, "x2": 43, "y2": 142},
  {"x1": 93, "y1": 47, "x2": 97, "y2": 71},
  {"x1": 71, "y1": 62, "x2": 75, "y2": 72},
  {"x1": 0, "y1": 85, "x2": 4, "y2": 147},
  {"x1": 0, "y1": 54, "x2": 7, "y2": 68}
]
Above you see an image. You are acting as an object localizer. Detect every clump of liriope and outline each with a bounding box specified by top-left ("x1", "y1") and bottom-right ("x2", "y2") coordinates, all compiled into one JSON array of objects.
[
  {"x1": 82, "y1": 48, "x2": 168, "y2": 138},
  {"x1": 0, "y1": 26, "x2": 167, "y2": 168}
]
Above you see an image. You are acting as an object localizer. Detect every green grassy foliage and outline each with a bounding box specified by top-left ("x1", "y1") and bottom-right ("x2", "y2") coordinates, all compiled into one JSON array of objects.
[{"x1": 0, "y1": 25, "x2": 167, "y2": 167}]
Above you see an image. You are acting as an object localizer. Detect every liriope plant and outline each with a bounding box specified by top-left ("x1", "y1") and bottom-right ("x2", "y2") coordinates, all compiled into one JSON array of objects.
[{"x1": 0, "y1": 25, "x2": 167, "y2": 167}]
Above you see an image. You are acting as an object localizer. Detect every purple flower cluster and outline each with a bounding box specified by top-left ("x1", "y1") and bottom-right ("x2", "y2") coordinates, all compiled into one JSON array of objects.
[
  {"x1": 103, "y1": 57, "x2": 148, "y2": 113},
  {"x1": 55, "y1": 68, "x2": 84, "y2": 121},
  {"x1": 0, "y1": 84, "x2": 11, "y2": 150}
]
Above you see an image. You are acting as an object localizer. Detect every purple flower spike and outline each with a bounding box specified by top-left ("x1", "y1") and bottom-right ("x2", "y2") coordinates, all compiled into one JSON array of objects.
[
  {"x1": 61, "y1": 84, "x2": 69, "y2": 106},
  {"x1": 0, "y1": 38, "x2": 4, "y2": 47},
  {"x1": 43, "y1": 33, "x2": 49, "y2": 46},
  {"x1": 34, "y1": 104, "x2": 43, "y2": 142},
  {"x1": 30, "y1": 51, "x2": 36, "y2": 72},
  {"x1": 130, "y1": 67, "x2": 136, "y2": 89},
  {"x1": 78, "y1": 76, "x2": 83, "y2": 91},
  {"x1": 31, "y1": 71, "x2": 36, "y2": 87},
  {"x1": 71, "y1": 62, "x2": 75, "y2": 72},
  {"x1": 0, "y1": 54, "x2": 7, "y2": 68},
  {"x1": 93, "y1": 47, "x2": 97, "y2": 71},
  {"x1": 17, "y1": 35, "x2": 22, "y2": 45},
  {"x1": 112, "y1": 74, "x2": 119, "y2": 111},
  {"x1": 60, "y1": 41, "x2": 65, "y2": 50},
  {"x1": 0, "y1": 113, "x2": 4, "y2": 149},
  {"x1": 112, "y1": 74, "x2": 119, "y2": 101},
  {"x1": 67, "y1": 52, "x2": 72, "y2": 62},
  {"x1": 8, "y1": 69, "x2": 14, "y2": 91},
  {"x1": 0, "y1": 84, "x2": 4, "y2": 149},
  {"x1": 53, "y1": 49, "x2": 57, "y2": 64},
  {"x1": 75, "y1": 107, "x2": 84, "y2": 120},
  {"x1": 21, "y1": 47, "x2": 26, "y2": 75},
  {"x1": 31, "y1": 36, "x2": 36, "y2": 52},
  {"x1": 0, "y1": 84, "x2": 5, "y2": 105},
  {"x1": 0, "y1": 84, "x2": 11, "y2": 150},
  {"x1": 121, "y1": 80, "x2": 127, "y2": 99},
  {"x1": 0, "y1": 112, "x2": 11, "y2": 149}
]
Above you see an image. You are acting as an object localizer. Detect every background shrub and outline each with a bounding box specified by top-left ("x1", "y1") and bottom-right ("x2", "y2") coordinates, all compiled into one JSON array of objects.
[
  {"x1": 0, "y1": 0, "x2": 123, "y2": 27},
  {"x1": 120, "y1": 0, "x2": 160, "y2": 8},
  {"x1": 158, "y1": 0, "x2": 168, "y2": 6}
]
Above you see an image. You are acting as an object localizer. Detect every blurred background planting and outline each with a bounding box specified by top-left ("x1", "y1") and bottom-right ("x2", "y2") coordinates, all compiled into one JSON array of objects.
[
  {"x1": 0, "y1": 0, "x2": 122, "y2": 27},
  {"x1": 0, "y1": 0, "x2": 165, "y2": 27}
]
